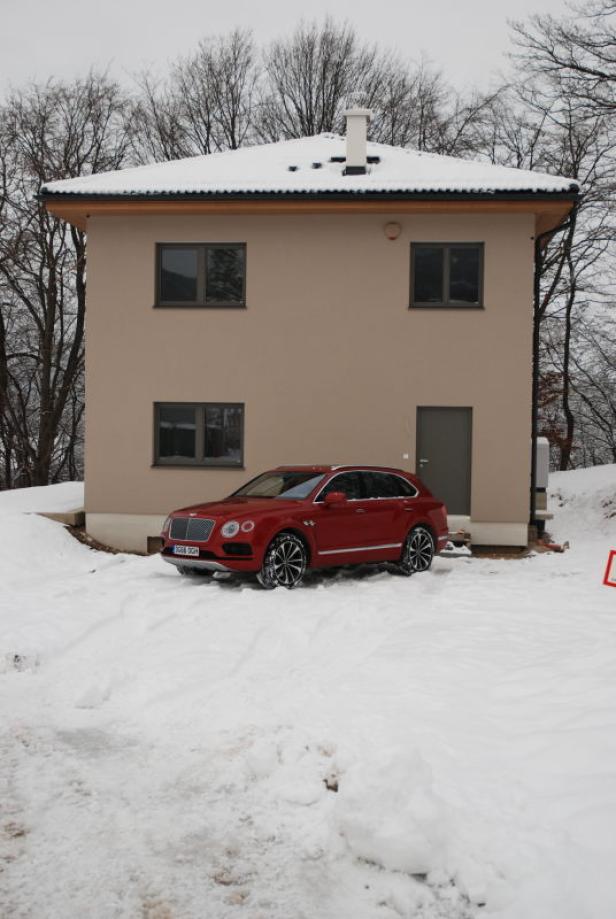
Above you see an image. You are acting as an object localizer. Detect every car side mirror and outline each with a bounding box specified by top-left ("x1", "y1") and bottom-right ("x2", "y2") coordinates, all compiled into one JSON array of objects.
[{"x1": 324, "y1": 491, "x2": 347, "y2": 507}]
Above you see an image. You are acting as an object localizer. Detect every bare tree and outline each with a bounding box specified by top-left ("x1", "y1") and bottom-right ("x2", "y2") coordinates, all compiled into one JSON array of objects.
[
  {"x1": 0, "y1": 73, "x2": 132, "y2": 487},
  {"x1": 257, "y1": 18, "x2": 501, "y2": 159},
  {"x1": 369, "y1": 57, "x2": 500, "y2": 155},
  {"x1": 537, "y1": 96, "x2": 612, "y2": 468},
  {"x1": 488, "y1": 10, "x2": 616, "y2": 471},
  {"x1": 257, "y1": 19, "x2": 390, "y2": 140},
  {"x1": 512, "y1": 0, "x2": 616, "y2": 115},
  {"x1": 368, "y1": 60, "x2": 445, "y2": 148},
  {"x1": 565, "y1": 315, "x2": 616, "y2": 463},
  {"x1": 133, "y1": 29, "x2": 258, "y2": 161}
]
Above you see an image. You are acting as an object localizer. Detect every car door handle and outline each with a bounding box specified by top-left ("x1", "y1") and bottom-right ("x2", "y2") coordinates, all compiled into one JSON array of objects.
[
  {"x1": 403, "y1": 506, "x2": 414, "y2": 512},
  {"x1": 355, "y1": 508, "x2": 367, "y2": 514}
]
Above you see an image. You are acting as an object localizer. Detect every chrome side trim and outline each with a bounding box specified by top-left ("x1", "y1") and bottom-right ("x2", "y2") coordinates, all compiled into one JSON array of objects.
[{"x1": 317, "y1": 542, "x2": 402, "y2": 556}]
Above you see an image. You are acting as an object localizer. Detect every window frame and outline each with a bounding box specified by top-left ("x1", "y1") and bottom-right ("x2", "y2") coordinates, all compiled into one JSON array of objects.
[
  {"x1": 410, "y1": 242, "x2": 484, "y2": 310},
  {"x1": 155, "y1": 242, "x2": 247, "y2": 309},
  {"x1": 153, "y1": 401, "x2": 245, "y2": 468}
]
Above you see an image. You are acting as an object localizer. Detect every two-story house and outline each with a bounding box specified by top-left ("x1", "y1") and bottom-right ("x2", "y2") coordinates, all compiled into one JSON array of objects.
[{"x1": 41, "y1": 109, "x2": 578, "y2": 553}]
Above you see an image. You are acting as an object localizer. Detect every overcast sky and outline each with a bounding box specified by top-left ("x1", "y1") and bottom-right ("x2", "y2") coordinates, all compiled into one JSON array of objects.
[{"x1": 3, "y1": 0, "x2": 571, "y2": 94}]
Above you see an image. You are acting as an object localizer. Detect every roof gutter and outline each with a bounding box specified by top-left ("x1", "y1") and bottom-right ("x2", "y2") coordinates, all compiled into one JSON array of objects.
[{"x1": 38, "y1": 189, "x2": 579, "y2": 203}]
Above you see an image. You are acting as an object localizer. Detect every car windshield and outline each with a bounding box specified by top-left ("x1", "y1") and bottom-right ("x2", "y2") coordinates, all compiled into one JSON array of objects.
[{"x1": 231, "y1": 471, "x2": 325, "y2": 500}]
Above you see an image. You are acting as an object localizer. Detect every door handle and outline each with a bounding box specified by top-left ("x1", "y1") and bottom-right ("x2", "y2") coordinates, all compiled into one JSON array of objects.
[
  {"x1": 419, "y1": 458, "x2": 429, "y2": 466},
  {"x1": 355, "y1": 508, "x2": 367, "y2": 514}
]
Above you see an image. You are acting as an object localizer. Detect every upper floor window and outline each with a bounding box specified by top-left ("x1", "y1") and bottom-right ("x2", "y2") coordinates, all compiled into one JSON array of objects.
[
  {"x1": 154, "y1": 402, "x2": 244, "y2": 466},
  {"x1": 156, "y1": 243, "x2": 246, "y2": 308},
  {"x1": 411, "y1": 243, "x2": 483, "y2": 309}
]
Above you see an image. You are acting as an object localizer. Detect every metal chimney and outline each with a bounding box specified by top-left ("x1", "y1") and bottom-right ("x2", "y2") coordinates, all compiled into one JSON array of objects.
[{"x1": 343, "y1": 106, "x2": 371, "y2": 175}]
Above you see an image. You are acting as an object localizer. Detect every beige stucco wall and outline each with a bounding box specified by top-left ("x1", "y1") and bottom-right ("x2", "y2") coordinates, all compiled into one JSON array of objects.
[{"x1": 85, "y1": 210, "x2": 534, "y2": 549}]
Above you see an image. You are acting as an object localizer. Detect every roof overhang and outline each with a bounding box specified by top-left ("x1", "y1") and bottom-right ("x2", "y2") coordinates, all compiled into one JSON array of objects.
[{"x1": 40, "y1": 190, "x2": 578, "y2": 236}]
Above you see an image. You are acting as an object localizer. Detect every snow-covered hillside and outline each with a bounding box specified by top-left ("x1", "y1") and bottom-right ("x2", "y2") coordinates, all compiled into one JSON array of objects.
[{"x1": 1, "y1": 470, "x2": 615, "y2": 919}]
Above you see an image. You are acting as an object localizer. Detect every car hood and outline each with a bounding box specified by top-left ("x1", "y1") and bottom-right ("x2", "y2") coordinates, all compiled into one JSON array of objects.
[{"x1": 171, "y1": 497, "x2": 303, "y2": 519}]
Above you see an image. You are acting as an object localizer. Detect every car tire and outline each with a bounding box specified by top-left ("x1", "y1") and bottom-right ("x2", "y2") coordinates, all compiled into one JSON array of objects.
[
  {"x1": 398, "y1": 525, "x2": 434, "y2": 576},
  {"x1": 257, "y1": 532, "x2": 307, "y2": 589}
]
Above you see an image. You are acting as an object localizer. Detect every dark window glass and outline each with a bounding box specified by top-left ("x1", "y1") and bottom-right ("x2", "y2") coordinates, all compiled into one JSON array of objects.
[
  {"x1": 363, "y1": 472, "x2": 415, "y2": 498},
  {"x1": 158, "y1": 405, "x2": 196, "y2": 460},
  {"x1": 160, "y1": 247, "x2": 198, "y2": 302},
  {"x1": 316, "y1": 472, "x2": 363, "y2": 502},
  {"x1": 156, "y1": 244, "x2": 245, "y2": 308},
  {"x1": 449, "y1": 246, "x2": 480, "y2": 303},
  {"x1": 206, "y1": 246, "x2": 245, "y2": 303},
  {"x1": 414, "y1": 246, "x2": 444, "y2": 303},
  {"x1": 233, "y1": 472, "x2": 325, "y2": 499},
  {"x1": 204, "y1": 405, "x2": 242, "y2": 464},
  {"x1": 393, "y1": 476, "x2": 417, "y2": 497},
  {"x1": 156, "y1": 403, "x2": 243, "y2": 466},
  {"x1": 412, "y1": 243, "x2": 482, "y2": 307}
]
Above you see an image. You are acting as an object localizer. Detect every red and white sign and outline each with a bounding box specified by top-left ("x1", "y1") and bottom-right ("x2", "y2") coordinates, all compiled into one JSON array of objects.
[{"x1": 603, "y1": 550, "x2": 616, "y2": 588}]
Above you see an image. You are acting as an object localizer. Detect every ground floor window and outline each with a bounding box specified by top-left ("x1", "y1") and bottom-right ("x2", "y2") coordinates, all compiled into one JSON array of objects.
[{"x1": 154, "y1": 402, "x2": 244, "y2": 467}]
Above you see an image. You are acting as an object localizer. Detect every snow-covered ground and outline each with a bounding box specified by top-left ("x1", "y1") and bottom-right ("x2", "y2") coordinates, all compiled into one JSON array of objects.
[
  {"x1": 0, "y1": 470, "x2": 615, "y2": 919},
  {"x1": 0, "y1": 480, "x2": 83, "y2": 515}
]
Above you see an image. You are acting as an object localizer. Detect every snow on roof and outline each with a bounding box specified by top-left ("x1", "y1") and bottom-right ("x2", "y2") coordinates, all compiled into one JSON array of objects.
[{"x1": 41, "y1": 134, "x2": 578, "y2": 198}]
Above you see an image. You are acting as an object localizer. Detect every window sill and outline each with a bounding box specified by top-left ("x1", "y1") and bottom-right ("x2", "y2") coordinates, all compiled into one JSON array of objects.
[
  {"x1": 409, "y1": 304, "x2": 485, "y2": 311},
  {"x1": 152, "y1": 463, "x2": 245, "y2": 470},
  {"x1": 153, "y1": 303, "x2": 247, "y2": 310}
]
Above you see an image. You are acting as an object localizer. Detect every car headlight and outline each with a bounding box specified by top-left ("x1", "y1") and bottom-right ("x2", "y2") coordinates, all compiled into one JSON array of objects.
[
  {"x1": 241, "y1": 520, "x2": 255, "y2": 533},
  {"x1": 221, "y1": 520, "x2": 240, "y2": 538}
]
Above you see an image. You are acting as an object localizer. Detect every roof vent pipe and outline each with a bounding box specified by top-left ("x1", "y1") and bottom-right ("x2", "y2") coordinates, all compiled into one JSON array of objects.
[{"x1": 343, "y1": 107, "x2": 371, "y2": 175}]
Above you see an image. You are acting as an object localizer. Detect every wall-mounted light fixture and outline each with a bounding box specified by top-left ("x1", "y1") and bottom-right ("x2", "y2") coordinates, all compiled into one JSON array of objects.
[{"x1": 384, "y1": 222, "x2": 401, "y2": 241}]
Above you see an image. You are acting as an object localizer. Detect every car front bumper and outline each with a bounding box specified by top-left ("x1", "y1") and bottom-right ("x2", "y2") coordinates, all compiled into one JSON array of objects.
[
  {"x1": 160, "y1": 540, "x2": 261, "y2": 573},
  {"x1": 162, "y1": 555, "x2": 237, "y2": 573}
]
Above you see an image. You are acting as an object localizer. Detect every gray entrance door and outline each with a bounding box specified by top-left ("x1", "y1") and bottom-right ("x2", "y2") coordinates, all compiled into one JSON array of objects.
[{"x1": 416, "y1": 407, "x2": 472, "y2": 515}]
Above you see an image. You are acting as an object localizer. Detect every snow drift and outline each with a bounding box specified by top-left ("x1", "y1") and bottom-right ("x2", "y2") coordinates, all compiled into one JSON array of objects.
[{"x1": 0, "y1": 468, "x2": 615, "y2": 918}]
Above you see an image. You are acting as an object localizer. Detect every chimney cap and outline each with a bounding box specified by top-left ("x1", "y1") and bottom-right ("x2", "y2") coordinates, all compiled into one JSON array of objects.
[{"x1": 343, "y1": 106, "x2": 372, "y2": 118}]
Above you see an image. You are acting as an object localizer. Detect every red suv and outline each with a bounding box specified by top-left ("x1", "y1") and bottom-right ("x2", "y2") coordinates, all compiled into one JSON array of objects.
[{"x1": 160, "y1": 465, "x2": 449, "y2": 589}]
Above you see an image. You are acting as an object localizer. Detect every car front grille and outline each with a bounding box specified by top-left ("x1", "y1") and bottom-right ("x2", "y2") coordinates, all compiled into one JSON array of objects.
[{"x1": 170, "y1": 517, "x2": 215, "y2": 542}]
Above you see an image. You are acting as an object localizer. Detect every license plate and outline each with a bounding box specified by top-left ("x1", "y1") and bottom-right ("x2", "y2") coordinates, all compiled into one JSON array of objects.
[{"x1": 173, "y1": 545, "x2": 199, "y2": 557}]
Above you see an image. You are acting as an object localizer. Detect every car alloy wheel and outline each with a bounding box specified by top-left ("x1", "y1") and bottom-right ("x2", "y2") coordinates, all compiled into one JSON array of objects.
[
  {"x1": 258, "y1": 532, "x2": 307, "y2": 589},
  {"x1": 399, "y1": 525, "x2": 434, "y2": 576}
]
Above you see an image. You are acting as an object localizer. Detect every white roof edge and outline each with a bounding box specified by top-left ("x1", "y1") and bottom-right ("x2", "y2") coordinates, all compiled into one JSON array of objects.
[{"x1": 40, "y1": 134, "x2": 579, "y2": 198}]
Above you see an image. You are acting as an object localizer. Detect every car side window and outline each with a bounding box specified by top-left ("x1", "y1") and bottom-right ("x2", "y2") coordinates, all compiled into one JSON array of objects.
[
  {"x1": 388, "y1": 474, "x2": 418, "y2": 497},
  {"x1": 363, "y1": 472, "x2": 417, "y2": 498},
  {"x1": 316, "y1": 472, "x2": 363, "y2": 501}
]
